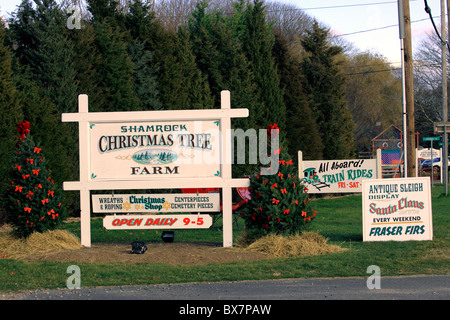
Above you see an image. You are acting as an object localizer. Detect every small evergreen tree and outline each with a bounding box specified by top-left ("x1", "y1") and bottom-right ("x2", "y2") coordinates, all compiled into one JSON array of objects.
[
  {"x1": 4, "y1": 121, "x2": 65, "y2": 237},
  {"x1": 242, "y1": 124, "x2": 316, "y2": 239}
]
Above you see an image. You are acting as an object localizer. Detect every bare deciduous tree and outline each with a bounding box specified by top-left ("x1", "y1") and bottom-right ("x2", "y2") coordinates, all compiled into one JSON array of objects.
[{"x1": 414, "y1": 28, "x2": 450, "y2": 136}]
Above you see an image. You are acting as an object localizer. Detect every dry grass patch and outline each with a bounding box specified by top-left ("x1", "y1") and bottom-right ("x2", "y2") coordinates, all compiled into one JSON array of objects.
[
  {"x1": 245, "y1": 232, "x2": 347, "y2": 257},
  {"x1": 0, "y1": 229, "x2": 81, "y2": 260}
]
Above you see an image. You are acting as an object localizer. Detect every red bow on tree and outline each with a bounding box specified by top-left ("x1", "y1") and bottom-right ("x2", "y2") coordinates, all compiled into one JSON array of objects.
[
  {"x1": 267, "y1": 123, "x2": 279, "y2": 132},
  {"x1": 267, "y1": 123, "x2": 279, "y2": 140},
  {"x1": 17, "y1": 121, "x2": 30, "y2": 141}
]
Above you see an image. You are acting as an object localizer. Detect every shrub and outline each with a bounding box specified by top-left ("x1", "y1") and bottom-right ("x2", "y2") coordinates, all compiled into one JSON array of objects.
[
  {"x1": 4, "y1": 121, "x2": 65, "y2": 237},
  {"x1": 241, "y1": 124, "x2": 316, "y2": 239}
]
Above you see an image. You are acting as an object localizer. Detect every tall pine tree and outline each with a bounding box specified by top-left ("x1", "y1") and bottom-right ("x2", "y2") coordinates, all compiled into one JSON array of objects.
[
  {"x1": 86, "y1": 0, "x2": 139, "y2": 111},
  {"x1": 0, "y1": 22, "x2": 23, "y2": 200},
  {"x1": 127, "y1": 39, "x2": 162, "y2": 110},
  {"x1": 188, "y1": 0, "x2": 259, "y2": 116},
  {"x1": 241, "y1": 0, "x2": 286, "y2": 133},
  {"x1": 272, "y1": 32, "x2": 322, "y2": 161},
  {"x1": 188, "y1": 1, "x2": 262, "y2": 177},
  {"x1": 124, "y1": 0, "x2": 162, "y2": 110},
  {"x1": 125, "y1": 0, "x2": 162, "y2": 44},
  {"x1": 90, "y1": 19, "x2": 139, "y2": 111},
  {"x1": 70, "y1": 22, "x2": 103, "y2": 109},
  {"x1": 151, "y1": 24, "x2": 213, "y2": 110},
  {"x1": 301, "y1": 22, "x2": 356, "y2": 159},
  {"x1": 8, "y1": 0, "x2": 79, "y2": 210},
  {"x1": 9, "y1": 0, "x2": 78, "y2": 114}
]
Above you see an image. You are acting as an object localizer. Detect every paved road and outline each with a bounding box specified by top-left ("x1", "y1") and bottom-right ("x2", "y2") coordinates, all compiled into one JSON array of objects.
[{"x1": 3, "y1": 275, "x2": 449, "y2": 300}]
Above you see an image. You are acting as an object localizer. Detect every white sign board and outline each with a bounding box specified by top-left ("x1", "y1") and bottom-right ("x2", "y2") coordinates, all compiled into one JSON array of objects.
[
  {"x1": 362, "y1": 177, "x2": 433, "y2": 242},
  {"x1": 298, "y1": 151, "x2": 380, "y2": 193},
  {"x1": 417, "y1": 148, "x2": 441, "y2": 159},
  {"x1": 90, "y1": 120, "x2": 220, "y2": 180},
  {"x1": 92, "y1": 193, "x2": 220, "y2": 213},
  {"x1": 103, "y1": 214, "x2": 212, "y2": 230},
  {"x1": 62, "y1": 91, "x2": 249, "y2": 247}
]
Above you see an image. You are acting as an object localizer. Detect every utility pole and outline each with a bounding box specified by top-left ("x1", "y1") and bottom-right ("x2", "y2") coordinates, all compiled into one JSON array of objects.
[
  {"x1": 404, "y1": 0, "x2": 416, "y2": 177},
  {"x1": 398, "y1": 0, "x2": 407, "y2": 177},
  {"x1": 398, "y1": 0, "x2": 416, "y2": 177},
  {"x1": 443, "y1": 0, "x2": 448, "y2": 124},
  {"x1": 444, "y1": 0, "x2": 449, "y2": 195}
]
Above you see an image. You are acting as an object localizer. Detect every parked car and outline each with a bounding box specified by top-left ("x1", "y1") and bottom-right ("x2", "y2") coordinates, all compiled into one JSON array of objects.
[{"x1": 421, "y1": 156, "x2": 450, "y2": 169}]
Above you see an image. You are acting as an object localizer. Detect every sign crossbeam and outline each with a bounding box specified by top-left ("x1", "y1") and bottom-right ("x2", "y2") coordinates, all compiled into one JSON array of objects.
[
  {"x1": 62, "y1": 108, "x2": 249, "y2": 123},
  {"x1": 62, "y1": 91, "x2": 249, "y2": 248},
  {"x1": 63, "y1": 178, "x2": 249, "y2": 191}
]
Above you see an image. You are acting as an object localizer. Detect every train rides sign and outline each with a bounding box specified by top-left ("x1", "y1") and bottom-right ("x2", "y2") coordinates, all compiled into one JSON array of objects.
[
  {"x1": 62, "y1": 91, "x2": 249, "y2": 247},
  {"x1": 298, "y1": 150, "x2": 382, "y2": 194}
]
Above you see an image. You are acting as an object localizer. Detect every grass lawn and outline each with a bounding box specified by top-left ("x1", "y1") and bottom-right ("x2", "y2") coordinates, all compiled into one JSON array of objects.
[{"x1": 1, "y1": 185, "x2": 448, "y2": 292}]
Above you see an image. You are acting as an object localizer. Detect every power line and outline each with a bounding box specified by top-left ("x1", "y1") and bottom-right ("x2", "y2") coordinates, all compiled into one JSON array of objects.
[
  {"x1": 153, "y1": 0, "x2": 425, "y2": 40},
  {"x1": 344, "y1": 61, "x2": 401, "y2": 70},
  {"x1": 424, "y1": 0, "x2": 450, "y2": 51},
  {"x1": 299, "y1": 0, "x2": 419, "y2": 11},
  {"x1": 345, "y1": 68, "x2": 400, "y2": 76},
  {"x1": 334, "y1": 17, "x2": 434, "y2": 37}
]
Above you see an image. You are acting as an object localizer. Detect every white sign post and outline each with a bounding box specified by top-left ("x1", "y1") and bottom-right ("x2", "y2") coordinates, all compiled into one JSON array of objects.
[
  {"x1": 62, "y1": 91, "x2": 249, "y2": 247},
  {"x1": 362, "y1": 177, "x2": 433, "y2": 241}
]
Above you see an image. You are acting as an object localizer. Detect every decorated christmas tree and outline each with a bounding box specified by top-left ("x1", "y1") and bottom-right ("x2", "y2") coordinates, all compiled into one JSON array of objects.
[
  {"x1": 4, "y1": 121, "x2": 65, "y2": 237},
  {"x1": 242, "y1": 124, "x2": 316, "y2": 239}
]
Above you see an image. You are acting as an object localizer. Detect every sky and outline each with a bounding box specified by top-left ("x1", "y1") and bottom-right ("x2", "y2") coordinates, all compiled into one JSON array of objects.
[
  {"x1": 0, "y1": 0, "x2": 445, "y2": 65},
  {"x1": 278, "y1": 0, "x2": 443, "y2": 66}
]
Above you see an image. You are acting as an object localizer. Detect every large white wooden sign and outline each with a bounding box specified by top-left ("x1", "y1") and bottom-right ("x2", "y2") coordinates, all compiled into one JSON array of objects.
[
  {"x1": 298, "y1": 150, "x2": 382, "y2": 193},
  {"x1": 362, "y1": 177, "x2": 433, "y2": 242},
  {"x1": 62, "y1": 91, "x2": 249, "y2": 247},
  {"x1": 90, "y1": 120, "x2": 221, "y2": 180}
]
